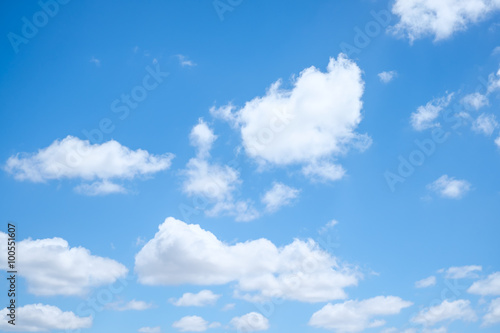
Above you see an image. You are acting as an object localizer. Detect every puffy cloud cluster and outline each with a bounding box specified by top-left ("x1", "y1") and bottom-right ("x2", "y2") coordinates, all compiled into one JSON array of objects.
[
  {"x1": 135, "y1": 217, "x2": 359, "y2": 303},
  {"x1": 211, "y1": 55, "x2": 370, "y2": 182},
  {"x1": 5, "y1": 136, "x2": 173, "y2": 195}
]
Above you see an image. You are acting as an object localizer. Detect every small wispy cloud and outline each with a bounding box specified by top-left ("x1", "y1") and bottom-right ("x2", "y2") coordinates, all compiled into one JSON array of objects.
[
  {"x1": 378, "y1": 70, "x2": 398, "y2": 83},
  {"x1": 427, "y1": 175, "x2": 471, "y2": 199},
  {"x1": 176, "y1": 54, "x2": 196, "y2": 67},
  {"x1": 90, "y1": 56, "x2": 101, "y2": 67}
]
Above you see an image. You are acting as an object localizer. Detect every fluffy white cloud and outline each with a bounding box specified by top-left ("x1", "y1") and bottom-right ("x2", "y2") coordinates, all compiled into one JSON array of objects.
[
  {"x1": 483, "y1": 298, "x2": 500, "y2": 326},
  {"x1": 190, "y1": 119, "x2": 217, "y2": 158},
  {"x1": 0, "y1": 232, "x2": 128, "y2": 296},
  {"x1": 411, "y1": 299, "x2": 477, "y2": 326},
  {"x1": 472, "y1": 113, "x2": 498, "y2": 135},
  {"x1": 427, "y1": 175, "x2": 471, "y2": 199},
  {"x1": 415, "y1": 276, "x2": 437, "y2": 288},
  {"x1": 169, "y1": 290, "x2": 221, "y2": 307},
  {"x1": 308, "y1": 296, "x2": 413, "y2": 333},
  {"x1": 107, "y1": 300, "x2": 153, "y2": 311},
  {"x1": 135, "y1": 217, "x2": 359, "y2": 303},
  {"x1": 302, "y1": 161, "x2": 347, "y2": 182},
  {"x1": 378, "y1": 71, "x2": 398, "y2": 83},
  {"x1": 139, "y1": 327, "x2": 161, "y2": 333},
  {"x1": 488, "y1": 69, "x2": 500, "y2": 93},
  {"x1": 261, "y1": 182, "x2": 300, "y2": 212},
  {"x1": 461, "y1": 92, "x2": 489, "y2": 110},
  {"x1": 212, "y1": 55, "x2": 370, "y2": 182},
  {"x1": 172, "y1": 316, "x2": 219, "y2": 332},
  {"x1": 391, "y1": 0, "x2": 500, "y2": 42},
  {"x1": 468, "y1": 272, "x2": 500, "y2": 295},
  {"x1": 4, "y1": 136, "x2": 173, "y2": 195},
  {"x1": 230, "y1": 312, "x2": 269, "y2": 332},
  {"x1": 442, "y1": 265, "x2": 482, "y2": 279},
  {"x1": 0, "y1": 304, "x2": 92, "y2": 332},
  {"x1": 182, "y1": 121, "x2": 258, "y2": 221},
  {"x1": 410, "y1": 93, "x2": 453, "y2": 131}
]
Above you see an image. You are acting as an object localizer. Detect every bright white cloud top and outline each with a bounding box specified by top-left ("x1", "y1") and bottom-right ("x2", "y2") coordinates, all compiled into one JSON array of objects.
[
  {"x1": 442, "y1": 265, "x2": 482, "y2": 279},
  {"x1": 410, "y1": 93, "x2": 454, "y2": 131},
  {"x1": 230, "y1": 312, "x2": 269, "y2": 332},
  {"x1": 468, "y1": 272, "x2": 500, "y2": 295},
  {"x1": 4, "y1": 136, "x2": 174, "y2": 195},
  {"x1": 212, "y1": 54, "x2": 371, "y2": 182},
  {"x1": 308, "y1": 296, "x2": 413, "y2": 333},
  {"x1": 261, "y1": 182, "x2": 300, "y2": 212},
  {"x1": 135, "y1": 217, "x2": 359, "y2": 302},
  {"x1": 172, "y1": 316, "x2": 220, "y2": 332},
  {"x1": 391, "y1": 0, "x2": 500, "y2": 42},
  {"x1": 0, "y1": 232, "x2": 127, "y2": 296}
]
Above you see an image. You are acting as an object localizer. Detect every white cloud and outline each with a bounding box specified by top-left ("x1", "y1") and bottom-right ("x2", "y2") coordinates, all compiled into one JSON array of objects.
[
  {"x1": 410, "y1": 93, "x2": 454, "y2": 131},
  {"x1": 74, "y1": 179, "x2": 127, "y2": 196},
  {"x1": 461, "y1": 92, "x2": 489, "y2": 110},
  {"x1": 487, "y1": 69, "x2": 500, "y2": 93},
  {"x1": 212, "y1": 55, "x2": 369, "y2": 182},
  {"x1": 106, "y1": 300, "x2": 153, "y2": 311},
  {"x1": 443, "y1": 265, "x2": 482, "y2": 279},
  {"x1": 182, "y1": 122, "x2": 258, "y2": 221},
  {"x1": 4, "y1": 136, "x2": 173, "y2": 194},
  {"x1": 0, "y1": 232, "x2": 127, "y2": 296},
  {"x1": 495, "y1": 136, "x2": 500, "y2": 147},
  {"x1": 135, "y1": 217, "x2": 359, "y2": 303},
  {"x1": 261, "y1": 182, "x2": 300, "y2": 212},
  {"x1": 172, "y1": 316, "x2": 219, "y2": 332},
  {"x1": 176, "y1": 54, "x2": 196, "y2": 67},
  {"x1": 139, "y1": 327, "x2": 161, "y2": 333},
  {"x1": 0, "y1": 304, "x2": 92, "y2": 332},
  {"x1": 415, "y1": 276, "x2": 437, "y2": 288},
  {"x1": 378, "y1": 71, "x2": 398, "y2": 83},
  {"x1": 391, "y1": 0, "x2": 500, "y2": 42},
  {"x1": 308, "y1": 296, "x2": 413, "y2": 333},
  {"x1": 427, "y1": 175, "x2": 471, "y2": 199},
  {"x1": 472, "y1": 113, "x2": 498, "y2": 135},
  {"x1": 319, "y1": 220, "x2": 339, "y2": 234},
  {"x1": 190, "y1": 119, "x2": 217, "y2": 158},
  {"x1": 169, "y1": 290, "x2": 221, "y2": 307},
  {"x1": 468, "y1": 272, "x2": 500, "y2": 295},
  {"x1": 222, "y1": 303, "x2": 236, "y2": 311},
  {"x1": 483, "y1": 298, "x2": 500, "y2": 326},
  {"x1": 230, "y1": 312, "x2": 269, "y2": 332},
  {"x1": 411, "y1": 299, "x2": 477, "y2": 326},
  {"x1": 301, "y1": 161, "x2": 347, "y2": 182}
]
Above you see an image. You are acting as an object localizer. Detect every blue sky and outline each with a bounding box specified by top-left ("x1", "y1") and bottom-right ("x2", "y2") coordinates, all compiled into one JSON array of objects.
[{"x1": 1, "y1": 0, "x2": 500, "y2": 332}]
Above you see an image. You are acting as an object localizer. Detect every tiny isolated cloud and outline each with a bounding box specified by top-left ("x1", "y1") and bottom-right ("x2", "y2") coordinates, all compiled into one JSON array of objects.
[
  {"x1": 0, "y1": 232, "x2": 128, "y2": 296},
  {"x1": 176, "y1": 54, "x2": 196, "y2": 67},
  {"x1": 0, "y1": 304, "x2": 92, "y2": 332},
  {"x1": 390, "y1": 0, "x2": 500, "y2": 42},
  {"x1": 169, "y1": 290, "x2": 221, "y2": 307},
  {"x1": 415, "y1": 276, "x2": 436, "y2": 288},
  {"x1": 4, "y1": 136, "x2": 174, "y2": 195},
  {"x1": 319, "y1": 219, "x2": 339, "y2": 234},
  {"x1": 442, "y1": 265, "x2": 482, "y2": 279},
  {"x1": 461, "y1": 92, "x2": 489, "y2": 110},
  {"x1": 410, "y1": 93, "x2": 453, "y2": 131},
  {"x1": 483, "y1": 298, "x2": 500, "y2": 326},
  {"x1": 308, "y1": 296, "x2": 413, "y2": 333},
  {"x1": 90, "y1": 56, "x2": 101, "y2": 67},
  {"x1": 106, "y1": 300, "x2": 154, "y2": 311},
  {"x1": 427, "y1": 175, "x2": 471, "y2": 199},
  {"x1": 468, "y1": 272, "x2": 500, "y2": 296},
  {"x1": 378, "y1": 70, "x2": 398, "y2": 83},
  {"x1": 495, "y1": 136, "x2": 500, "y2": 148},
  {"x1": 261, "y1": 182, "x2": 300, "y2": 212},
  {"x1": 472, "y1": 113, "x2": 498, "y2": 136},
  {"x1": 411, "y1": 299, "x2": 477, "y2": 326},
  {"x1": 211, "y1": 54, "x2": 370, "y2": 183},
  {"x1": 139, "y1": 327, "x2": 161, "y2": 333},
  {"x1": 172, "y1": 316, "x2": 220, "y2": 332},
  {"x1": 230, "y1": 312, "x2": 269, "y2": 332}
]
